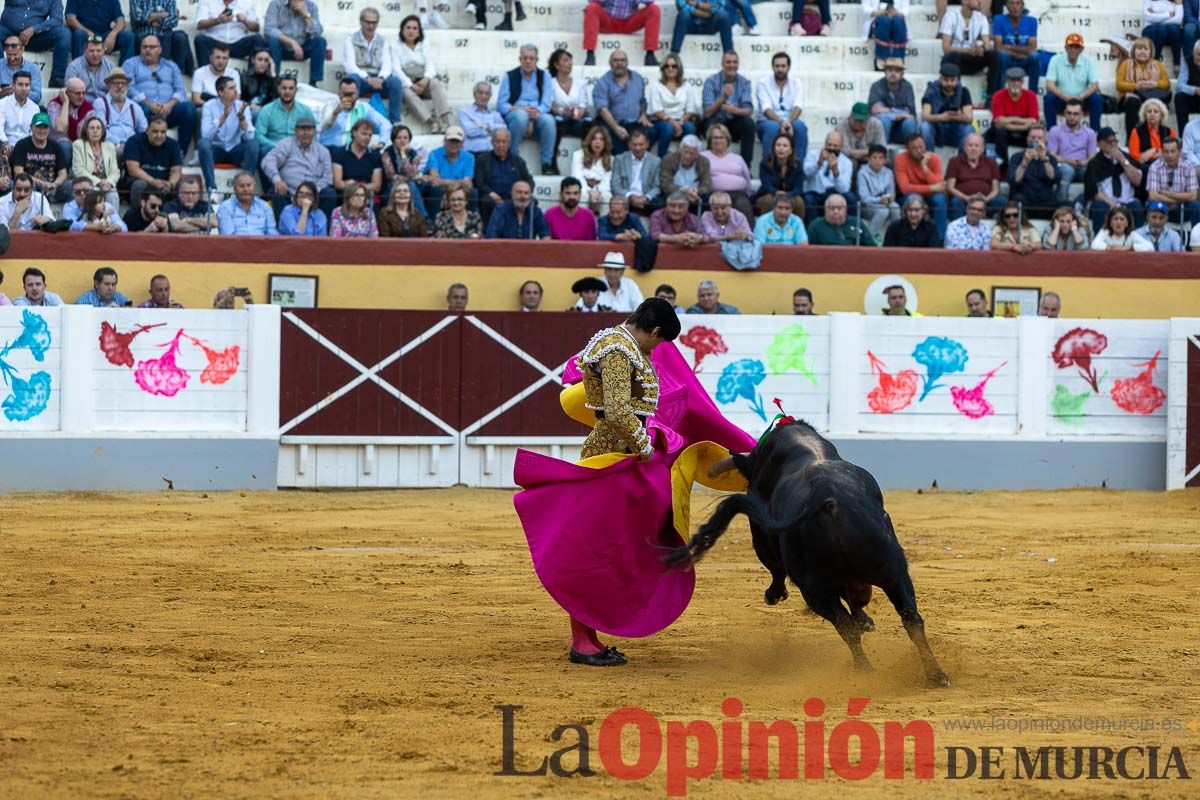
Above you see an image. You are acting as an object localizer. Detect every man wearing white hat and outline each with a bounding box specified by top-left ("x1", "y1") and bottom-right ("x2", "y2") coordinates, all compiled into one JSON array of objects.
[{"x1": 596, "y1": 251, "x2": 644, "y2": 312}]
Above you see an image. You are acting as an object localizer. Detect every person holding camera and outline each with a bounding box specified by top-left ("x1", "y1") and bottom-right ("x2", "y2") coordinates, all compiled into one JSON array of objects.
[
  {"x1": 194, "y1": 0, "x2": 265, "y2": 69},
  {"x1": 1008, "y1": 123, "x2": 1059, "y2": 218}
]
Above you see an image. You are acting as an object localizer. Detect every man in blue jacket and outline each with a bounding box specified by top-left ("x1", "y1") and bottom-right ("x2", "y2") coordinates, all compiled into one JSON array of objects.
[{"x1": 485, "y1": 179, "x2": 548, "y2": 239}]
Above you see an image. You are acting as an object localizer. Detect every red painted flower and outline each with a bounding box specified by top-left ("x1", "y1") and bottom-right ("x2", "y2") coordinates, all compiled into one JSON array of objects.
[
  {"x1": 134, "y1": 330, "x2": 190, "y2": 397},
  {"x1": 678, "y1": 325, "x2": 728, "y2": 373},
  {"x1": 1052, "y1": 328, "x2": 1108, "y2": 393},
  {"x1": 866, "y1": 351, "x2": 918, "y2": 414},
  {"x1": 1110, "y1": 350, "x2": 1166, "y2": 415},
  {"x1": 186, "y1": 335, "x2": 241, "y2": 385},
  {"x1": 99, "y1": 322, "x2": 167, "y2": 368}
]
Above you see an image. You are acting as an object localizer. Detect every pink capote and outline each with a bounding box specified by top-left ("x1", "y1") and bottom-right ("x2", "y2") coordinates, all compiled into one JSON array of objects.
[{"x1": 513, "y1": 342, "x2": 756, "y2": 638}]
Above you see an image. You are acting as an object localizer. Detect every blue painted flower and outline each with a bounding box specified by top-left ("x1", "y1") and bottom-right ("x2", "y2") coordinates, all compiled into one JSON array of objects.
[
  {"x1": 911, "y1": 336, "x2": 969, "y2": 401},
  {"x1": 2, "y1": 370, "x2": 51, "y2": 421},
  {"x1": 2, "y1": 310, "x2": 52, "y2": 362},
  {"x1": 716, "y1": 358, "x2": 767, "y2": 420}
]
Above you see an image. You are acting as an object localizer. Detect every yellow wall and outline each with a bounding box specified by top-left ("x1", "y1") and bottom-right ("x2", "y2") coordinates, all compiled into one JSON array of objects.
[{"x1": 8, "y1": 259, "x2": 1199, "y2": 319}]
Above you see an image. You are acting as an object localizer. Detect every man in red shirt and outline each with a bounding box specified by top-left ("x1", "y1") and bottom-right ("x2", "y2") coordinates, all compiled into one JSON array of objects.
[
  {"x1": 987, "y1": 66, "x2": 1039, "y2": 166},
  {"x1": 893, "y1": 132, "x2": 948, "y2": 236},
  {"x1": 946, "y1": 131, "x2": 1005, "y2": 219}
]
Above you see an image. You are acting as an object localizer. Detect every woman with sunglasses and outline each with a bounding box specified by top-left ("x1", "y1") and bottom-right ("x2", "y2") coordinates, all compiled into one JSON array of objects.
[
  {"x1": 1042, "y1": 206, "x2": 1090, "y2": 250},
  {"x1": 648, "y1": 54, "x2": 698, "y2": 157},
  {"x1": 990, "y1": 202, "x2": 1041, "y2": 254}
]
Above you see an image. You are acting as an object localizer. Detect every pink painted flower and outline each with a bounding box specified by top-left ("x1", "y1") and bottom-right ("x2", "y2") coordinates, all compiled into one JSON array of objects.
[
  {"x1": 951, "y1": 361, "x2": 1007, "y2": 420},
  {"x1": 134, "y1": 330, "x2": 190, "y2": 397},
  {"x1": 1110, "y1": 351, "x2": 1166, "y2": 415},
  {"x1": 99, "y1": 322, "x2": 167, "y2": 368},
  {"x1": 866, "y1": 351, "x2": 918, "y2": 414},
  {"x1": 186, "y1": 335, "x2": 240, "y2": 385}
]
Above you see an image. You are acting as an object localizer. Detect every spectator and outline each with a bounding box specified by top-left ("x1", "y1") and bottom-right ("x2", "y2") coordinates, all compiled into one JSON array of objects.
[
  {"x1": 123, "y1": 35, "x2": 194, "y2": 150},
  {"x1": 1009, "y1": 124, "x2": 1059, "y2": 216},
  {"x1": 655, "y1": 283, "x2": 684, "y2": 313},
  {"x1": 45, "y1": 76, "x2": 94, "y2": 166},
  {"x1": 0, "y1": 0, "x2": 70, "y2": 88},
  {"x1": 894, "y1": 132, "x2": 947, "y2": 235},
  {"x1": 118, "y1": 115, "x2": 180, "y2": 206},
  {"x1": 992, "y1": 0, "x2": 1039, "y2": 94},
  {"x1": 944, "y1": 194, "x2": 991, "y2": 250},
  {"x1": 701, "y1": 50, "x2": 754, "y2": 167},
  {"x1": 1147, "y1": 135, "x2": 1200, "y2": 224},
  {"x1": 648, "y1": 52, "x2": 697, "y2": 157},
  {"x1": 191, "y1": 41, "x2": 240, "y2": 105},
  {"x1": 1047, "y1": 98, "x2": 1097, "y2": 204},
  {"x1": 946, "y1": 131, "x2": 1003, "y2": 219},
  {"x1": 65, "y1": 2, "x2": 131, "y2": 67},
  {"x1": 240, "y1": 48, "x2": 277, "y2": 117},
  {"x1": 394, "y1": 15, "x2": 450, "y2": 134},
  {"x1": 548, "y1": 48, "x2": 590, "y2": 158},
  {"x1": 122, "y1": 186, "x2": 169, "y2": 232},
  {"x1": 1044, "y1": 33, "x2": 1102, "y2": 130},
  {"x1": 939, "y1": 0, "x2": 994, "y2": 89},
  {"x1": 1144, "y1": 0, "x2": 1185, "y2": 66},
  {"x1": 756, "y1": 132, "x2": 803, "y2": 216},
  {"x1": 319, "y1": 77, "x2": 391, "y2": 151},
  {"x1": 583, "y1": 0, "x2": 661, "y2": 68},
  {"x1": 263, "y1": 0, "x2": 324, "y2": 87},
  {"x1": 71, "y1": 115, "x2": 118, "y2": 209},
  {"x1": 76, "y1": 266, "x2": 128, "y2": 306},
  {"x1": 1086, "y1": 126, "x2": 1144, "y2": 230},
  {"x1": 835, "y1": 102, "x2": 883, "y2": 166},
  {"x1": 459, "y1": 80, "x2": 506, "y2": 154},
  {"x1": 884, "y1": 194, "x2": 942, "y2": 248},
  {"x1": 342, "y1": 7, "x2": 401, "y2": 123},
  {"x1": 0, "y1": 34, "x2": 43, "y2": 104},
  {"x1": 959, "y1": 289, "x2": 991, "y2": 318},
  {"x1": 12, "y1": 266, "x2": 63, "y2": 305},
  {"x1": 422, "y1": 125, "x2": 475, "y2": 213},
  {"x1": 755, "y1": 51, "x2": 807, "y2": 161},
  {"x1": 199, "y1": 75, "x2": 258, "y2": 199},
  {"x1": 65, "y1": 32, "x2": 114, "y2": 101},
  {"x1": 332, "y1": 118, "x2": 384, "y2": 199},
  {"x1": 1129, "y1": 98, "x2": 1175, "y2": 185},
  {"x1": 660, "y1": 132, "x2": 710, "y2": 209},
  {"x1": 754, "y1": 190, "x2": 807, "y2": 245},
  {"x1": 491, "y1": 0, "x2": 523, "y2": 33},
  {"x1": 499, "y1": 44, "x2": 556, "y2": 173},
  {"x1": 1091, "y1": 205, "x2": 1152, "y2": 251},
  {"x1": 380, "y1": 123, "x2": 428, "y2": 217},
  {"x1": 71, "y1": 187, "x2": 124, "y2": 232},
  {"x1": 991, "y1": 200, "x2": 1040, "y2": 254},
  {"x1": 378, "y1": 181, "x2": 426, "y2": 238},
  {"x1": 546, "y1": 176, "x2": 597, "y2": 241},
  {"x1": 573, "y1": 125, "x2": 614, "y2": 213},
  {"x1": 253, "y1": 73, "x2": 301, "y2": 158},
  {"x1": 700, "y1": 188, "x2": 753, "y2": 242},
  {"x1": 596, "y1": 250, "x2": 643, "y2": 312},
  {"x1": 863, "y1": 0, "x2": 908, "y2": 68},
  {"x1": 1038, "y1": 291, "x2": 1061, "y2": 317},
  {"x1": 59, "y1": 173, "x2": 92, "y2": 219},
  {"x1": 857, "y1": 143, "x2": 898, "y2": 239},
  {"x1": 163, "y1": 174, "x2": 218, "y2": 233},
  {"x1": 474, "y1": 126, "x2": 533, "y2": 224},
  {"x1": 686, "y1": 279, "x2": 739, "y2": 314},
  {"x1": 593, "y1": 48, "x2": 649, "y2": 158},
  {"x1": 611, "y1": 127, "x2": 661, "y2": 215},
  {"x1": 701, "y1": 122, "x2": 752, "y2": 218},
  {"x1": 277, "y1": 179, "x2": 326, "y2": 236},
  {"x1": 138, "y1": 274, "x2": 182, "y2": 308},
  {"x1": 447, "y1": 282, "x2": 468, "y2": 312},
  {"x1": 0, "y1": 69, "x2": 38, "y2": 142},
  {"x1": 1118, "y1": 37, "x2": 1172, "y2": 137},
  {"x1": 433, "y1": 184, "x2": 483, "y2": 238},
  {"x1": 1042, "y1": 206, "x2": 1090, "y2": 250},
  {"x1": 485, "y1": 179, "x2": 547, "y2": 239},
  {"x1": 1178, "y1": 38, "x2": 1200, "y2": 131},
  {"x1": 212, "y1": 285, "x2": 254, "y2": 308},
  {"x1": 93, "y1": 67, "x2": 144, "y2": 156},
  {"x1": 570, "y1": 276, "x2": 611, "y2": 313},
  {"x1": 988, "y1": 66, "x2": 1037, "y2": 165},
  {"x1": 331, "y1": 182, "x2": 377, "y2": 238},
  {"x1": 217, "y1": 170, "x2": 278, "y2": 235},
  {"x1": 868, "y1": 57, "x2": 917, "y2": 145},
  {"x1": 261, "y1": 111, "x2": 335, "y2": 216},
  {"x1": 128, "y1": 0, "x2": 189, "y2": 74},
  {"x1": 671, "y1": 0, "x2": 733, "y2": 58},
  {"x1": 1135, "y1": 199, "x2": 1185, "y2": 251},
  {"x1": 194, "y1": 0, "x2": 264, "y2": 68},
  {"x1": 649, "y1": 190, "x2": 702, "y2": 244},
  {"x1": 921, "y1": 61, "x2": 974, "y2": 150},
  {"x1": 519, "y1": 279, "x2": 542, "y2": 313},
  {"x1": 12, "y1": 112, "x2": 68, "y2": 201},
  {"x1": 792, "y1": 287, "x2": 813, "y2": 314},
  {"x1": 807, "y1": 192, "x2": 875, "y2": 246},
  {"x1": 598, "y1": 194, "x2": 647, "y2": 240},
  {"x1": 802, "y1": 131, "x2": 854, "y2": 222}
]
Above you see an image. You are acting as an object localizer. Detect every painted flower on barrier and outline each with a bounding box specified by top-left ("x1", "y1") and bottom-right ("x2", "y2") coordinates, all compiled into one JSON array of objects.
[
  {"x1": 185, "y1": 335, "x2": 241, "y2": 385},
  {"x1": 134, "y1": 330, "x2": 191, "y2": 397},
  {"x1": 101, "y1": 323, "x2": 241, "y2": 397},
  {"x1": 1051, "y1": 384, "x2": 1092, "y2": 427},
  {"x1": 678, "y1": 325, "x2": 727, "y2": 373},
  {"x1": 1110, "y1": 351, "x2": 1166, "y2": 415},
  {"x1": 911, "y1": 336, "x2": 969, "y2": 401},
  {"x1": 1052, "y1": 327, "x2": 1108, "y2": 393},
  {"x1": 0, "y1": 310, "x2": 53, "y2": 422},
  {"x1": 716, "y1": 358, "x2": 767, "y2": 420},
  {"x1": 866, "y1": 351, "x2": 918, "y2": 414},
  {"x1": 3, "y1": 371, "x2": 51, "y2": 421},
  {"x1": 99, "y1": 321, "x2": 166, "y2": 368},
  {"x1": 766, "y1": 324, "x2": 818, "y2": 386},
  {"x1": 2, "y1": 310, "x2": 51, "y2": 361},
  {"x1": 950, "y1": 362, "x2": 1007, "y2": 420}
]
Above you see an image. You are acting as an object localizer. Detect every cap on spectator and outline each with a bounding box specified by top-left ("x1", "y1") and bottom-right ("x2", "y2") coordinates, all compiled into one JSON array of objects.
[
  {"x1": 851, "y1": 102, "x2": 870, "y2": 120},
  {"x1": 939, "y1": 62, "x2": 960, "y2": 78},
  {"x1": 1065, "y1": 33, "x2": 1085, "y2": 47},
  {"x1": 1147, "y1": 200, "x2": 1169, "y2": 214},
  {"x1": 445, "y1": 125, "x2": 465, "y2": 141},
  {"x1": 103, "y1": 67, "x2": 129, "y2": 85},
  {"x1": 1096, "y1": 126, "x2": 1117, "y2": 141},
  {"x1": 31, "y1": 112, "x2": 50, "y2": 127},
  {"x1": 572, "y1": 277, "x2": 607, "y2": 294},
  {"x1": 294, "y1": 111, "x2": 317, "y2": 127},
  {"x1": 1006, "y1": 67, "x2": 1026, "y2": 81},
  {"x1": 598, "y1": 251, "x2": 628, "y2": 269},
  {"x1": 883, "y1": 57, "x2": 905, "y2": 70}
]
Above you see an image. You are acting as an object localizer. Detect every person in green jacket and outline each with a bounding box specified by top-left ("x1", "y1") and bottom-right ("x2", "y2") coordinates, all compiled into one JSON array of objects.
[{"x1": 806, "y1": 193, "x2": 878, "y2": 246}]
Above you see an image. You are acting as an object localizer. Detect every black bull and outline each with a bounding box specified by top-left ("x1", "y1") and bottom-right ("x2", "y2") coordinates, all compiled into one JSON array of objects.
[{"x1": 665, "y1": 421, "x2": 950, "y2": 687}]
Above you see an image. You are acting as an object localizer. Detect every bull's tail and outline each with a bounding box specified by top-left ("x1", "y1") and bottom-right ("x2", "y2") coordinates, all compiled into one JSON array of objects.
[{"x1": 662, "y1": 492, "x2": 769, "y2": 569}]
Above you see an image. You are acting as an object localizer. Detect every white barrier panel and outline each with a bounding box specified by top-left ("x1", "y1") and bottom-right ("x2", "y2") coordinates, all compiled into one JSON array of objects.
[{"x1": 0, "y1": 307, "x2": 61, "y2": 432}]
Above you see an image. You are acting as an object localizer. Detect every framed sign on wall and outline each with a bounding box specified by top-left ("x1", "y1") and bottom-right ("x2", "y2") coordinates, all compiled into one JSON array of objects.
[
  {"x1": 992, "y1": 286, "x2": 1041, "y2": 318},
  {"x1": 269, "y1": 274, "x2": 319, "y2": 309}
]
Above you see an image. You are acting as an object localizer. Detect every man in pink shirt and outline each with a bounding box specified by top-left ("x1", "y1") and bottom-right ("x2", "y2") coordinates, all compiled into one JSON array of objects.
[
  {"x1": 545, "y1": 176, "x2": 598, "y2": 240},
  {"x1": 893, "y1": 132, "x2": 947, "y2": 236}
]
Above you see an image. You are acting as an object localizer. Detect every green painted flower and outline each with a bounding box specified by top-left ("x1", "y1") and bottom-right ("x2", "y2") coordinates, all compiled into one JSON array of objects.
[
  {"x1": 1051, "y1": 384, "x2": 1092, "y2": 427},
  {"x1": 766, "y1": 325, "x2": 818, "y2": 386}
]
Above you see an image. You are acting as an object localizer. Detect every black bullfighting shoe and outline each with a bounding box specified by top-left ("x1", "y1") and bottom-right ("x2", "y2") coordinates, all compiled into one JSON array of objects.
[{"x1": 569, "y1": 648, "x2": 626, "y2": 666}]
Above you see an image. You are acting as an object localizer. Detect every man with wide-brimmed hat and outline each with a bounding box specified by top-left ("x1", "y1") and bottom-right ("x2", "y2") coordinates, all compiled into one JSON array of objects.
[
  {"x1": 94, "y1": 67, "x2": 146, "y2": 156},
  {"x1": 868, "y1": 57, "x2": 917, "y2": 145},
  {"x1": 569, "y1": 276, "x2": 612, "y2": 312},
  {"x1": 595, "y1": 250, "x2": 644, "y2": 313}
]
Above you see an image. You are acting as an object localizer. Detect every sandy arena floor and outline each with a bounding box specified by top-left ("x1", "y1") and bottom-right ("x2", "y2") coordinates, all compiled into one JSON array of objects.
[{"x1": 1, "y1": 487, "x2": 1199, "y2": 799}]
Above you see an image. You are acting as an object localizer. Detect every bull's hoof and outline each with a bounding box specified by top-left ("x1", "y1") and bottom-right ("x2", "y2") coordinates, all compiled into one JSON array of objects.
[
  {"x1": 764, "y1": 586, "x2": 789, "y2": 605},
  {"x1": 927, "y1": 670, "x2": 950, "y2": 688},
  {"x1": 852, "y1": 610, "x2": 876, "y2": 632}
]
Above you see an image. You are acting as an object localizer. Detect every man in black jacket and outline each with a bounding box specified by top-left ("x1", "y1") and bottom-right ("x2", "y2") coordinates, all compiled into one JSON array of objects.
[
  {"x1": 884, "y1": 195, "x2": 943, "y2": 247},
  {"x1": 1084, "y1": 126, "x2": 1144, "y2": 231},
  {"x1": 473, "y1": 127, "x2": 533, "y2": 225}
]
